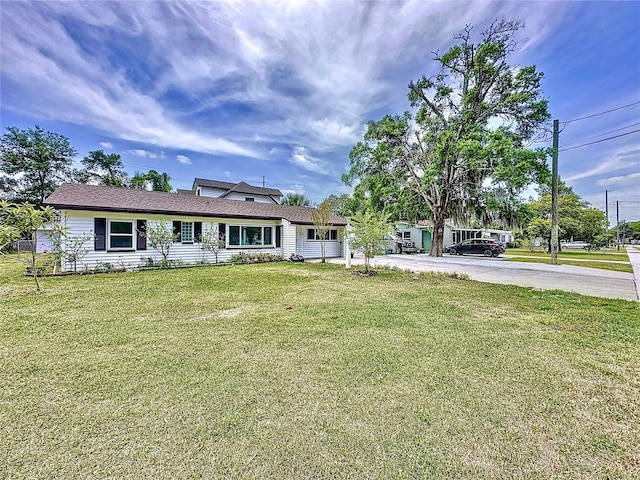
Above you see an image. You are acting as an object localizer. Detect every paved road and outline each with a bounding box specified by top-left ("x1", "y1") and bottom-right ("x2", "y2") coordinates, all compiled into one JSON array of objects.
[{"x1": 336, "y1": 251, "x2": 639, "y2": 302}]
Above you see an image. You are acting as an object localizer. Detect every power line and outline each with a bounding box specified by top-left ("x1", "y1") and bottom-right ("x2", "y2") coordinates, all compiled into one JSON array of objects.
[
  {"x1": 565, "y1": 121, "x2": 640, "y2": 145},
  {"x1": 563, "y1": 100, "x2": 640, "y2": 124},
  {"x1": 559, "y1": 129, "x2": 640, "y2": 152},
  {"x1": 595, "y1": 121, "x2": 640, "y2": 138}
]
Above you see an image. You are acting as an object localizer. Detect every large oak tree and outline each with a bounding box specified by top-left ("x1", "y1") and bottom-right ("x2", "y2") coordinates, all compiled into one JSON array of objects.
[
  {"x1": 0, "y1": 126, "x2": 77, "y2": 207},
  {"x1": 344, "y1": 20, "x2": 551, "y2": 256},
  {"x1": 76, "y1": 149, "x2": 129, "y2": 187}
]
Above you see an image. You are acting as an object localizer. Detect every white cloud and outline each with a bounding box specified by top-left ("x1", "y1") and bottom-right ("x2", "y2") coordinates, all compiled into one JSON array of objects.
[
  {"x1": 127, "y1": 149, "x2": 157, "y2": 158},
  {"x1": 596, "y1": 171, "x2": 640, "y2": 187},
  {"x1": 0, "y1": 2, "x2": 257, "y2": 159},
  {"x1": 290, "y1": 146, "x2": 327, "y2": 174},
  {"x1": 308, "y1": 118, "x2": 361, "y2": 147},
  {"x1": 99, "y1": 142, "x2": 113, "y2": 149},
  {"x1": 5, "y1": 0, "x2": 558, "y2": 161},
  {"x1": 281, "y1": 184, "x2": 306, "y2": 196},
  {"x1": 564, "y1": 147, "x2": 640, "y2": 183},
  {"x1": 176, "y1": 155, "x2": 191, "y2": 165}
]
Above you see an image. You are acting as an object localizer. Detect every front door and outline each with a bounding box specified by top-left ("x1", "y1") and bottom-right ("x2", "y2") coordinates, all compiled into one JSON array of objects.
[
  {"x1": 422, "y1": 230, "x2": 432, "y2": 252},
  {"x1": 296, "y1": 228, "x2": 305, "y2": 256}
]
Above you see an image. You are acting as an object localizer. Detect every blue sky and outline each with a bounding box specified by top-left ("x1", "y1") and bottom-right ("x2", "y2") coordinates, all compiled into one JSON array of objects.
[{"x1": 1, "y1": 0, "x2": 639, "y2": 223}]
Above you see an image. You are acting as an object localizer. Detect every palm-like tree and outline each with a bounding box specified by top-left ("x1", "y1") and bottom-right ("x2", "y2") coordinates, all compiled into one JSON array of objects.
[{"x1": 281, "y1": 193, "x2": 311, "y2": 207}]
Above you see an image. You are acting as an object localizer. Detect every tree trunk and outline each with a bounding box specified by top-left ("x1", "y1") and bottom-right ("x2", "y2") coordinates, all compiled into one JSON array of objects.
[
  {"x1": 430, "y1": 209, "x2": 447, "y2": 257},
  {"x1": 31, "y1": 249, "x2": 41, "y2": 292}
]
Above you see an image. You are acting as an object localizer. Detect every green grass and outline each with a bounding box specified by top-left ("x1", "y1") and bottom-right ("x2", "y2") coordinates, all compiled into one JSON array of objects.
[
  {"x1": 506, "y1": 248, "x2": 630, "y2": 262},
  {"x1": 1, "y1": 258, "x2": 639, "y2": 479},
  {"x1": 505, "y1": 248, "x2": 633, "y2": 273},
  {"x1": 505, "y1": 256, "x2": 634, "y2": 273}
]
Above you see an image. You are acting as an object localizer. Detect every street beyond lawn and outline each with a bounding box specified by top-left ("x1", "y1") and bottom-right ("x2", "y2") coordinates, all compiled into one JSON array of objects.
[
  {"x1": 357, "y1": 252, "x2": 638, "y2": 302},
  {"x1": 1, "y1": 259, "x2": 639, "y2": 479},
  {"x1": 504, "y1": 248, "x2": 633, "y2": 274}
]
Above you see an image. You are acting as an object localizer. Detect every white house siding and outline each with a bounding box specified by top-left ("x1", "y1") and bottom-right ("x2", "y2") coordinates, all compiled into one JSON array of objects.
[
  {"x1": 57, "y1": 210, "x2": 284, "y2": 272},
  {"x1": 198, "y1": 186, "x2": 227, "y2": 197},
  {"x1": 222, "y1": 192, "x2": 276, "y2": 203},
  {"x1": 197, "y1": 186, "x2": 276, "y2": 204},
  {"x1": 296, "y1": 225, "x2": 344, "y2": 259},
  {"x1": 36, "y1": 229, "x2": 54, "y2": 253},
  {"x1": 282, "y1": 220, "x2": 297, "y2": 257},
  {"x1": 443, "y1": 227, "x2": 453, "y2": 247},
  {"x1": 396, "y1": 224, "x2": 422, "y2": 248}
]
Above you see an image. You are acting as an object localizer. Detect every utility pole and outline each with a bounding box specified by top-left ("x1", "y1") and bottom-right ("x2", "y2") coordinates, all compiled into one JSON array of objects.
[
  {"x1": 262, "y1": 176, "x2": 265, "y2": 188},
  {"x1": 616, "y1": 201, "x2": 620, "y2": 250},
  {"x1": 551, "y1": 119, "x2": 559, "y2": 265},
  {"x1": 605, "y1": 190, "x2": 609, "y2": 231}
]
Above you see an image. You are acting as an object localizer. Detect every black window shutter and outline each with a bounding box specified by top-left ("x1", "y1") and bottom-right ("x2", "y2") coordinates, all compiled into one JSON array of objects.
[
  {"x1": 276, "y1": 226, "x2": 282, "y2": 247},
  {"x1": 94, "y1": 218, "x2": 106, "y2": 251},
  {"x1": 219, "y1": 223, "x2": 226, "y2": 240},
  {"x1": 137, "y1": 220, "x2": 147, "y2": 250},
  {"x1": 173, "y1": 221, "x2": 181, "y2": 243},
  {"x1": 194, "y1": 222, "x2": 202, "y2": 242}
]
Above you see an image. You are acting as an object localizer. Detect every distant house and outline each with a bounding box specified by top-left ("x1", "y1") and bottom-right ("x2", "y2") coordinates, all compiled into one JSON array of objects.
[
  {"x1": 395, "y1": 221, "x2": 512, "y2": 252},
  {"x1": 181, "y1": 178, "x2": 283, "y2": 204},
  {"x1": 44, "y1": 183, "x2": 345, "y2": 272}
]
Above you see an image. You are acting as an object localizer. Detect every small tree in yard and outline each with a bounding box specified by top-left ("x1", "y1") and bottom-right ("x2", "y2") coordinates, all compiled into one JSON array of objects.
[
  {"x1": 0, "y1": 208, "x2": 20, "y2": 252},
  {"x1": 143, "y1": 220, "x2": 177, "y2": 267},
  {"x1": 312, "y1": 200, "x2": 333, "y2": 263},
  {"x1": 53, "y1": 232, "x2": 93, "y2": 273},
  {"x1": 348, "y1": 210, "x2": 392, "y2": 273},
  {"x1": 200, "y1": 223, "x2": 225, "y2": 263},
  {"x1": 0, "y1": 201, "x2": 59, "y2": 291}
]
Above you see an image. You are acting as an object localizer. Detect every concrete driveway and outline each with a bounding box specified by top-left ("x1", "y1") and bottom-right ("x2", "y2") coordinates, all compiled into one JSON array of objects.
[{"x1": 337, "y1": 250, "x2": 639, "y2": 302}]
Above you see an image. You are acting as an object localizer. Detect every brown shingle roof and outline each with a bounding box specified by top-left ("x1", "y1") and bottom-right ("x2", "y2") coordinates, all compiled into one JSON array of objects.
[
  {"x1": 192, "y1": 178, "x2": 283, "y2": 197},
  {"x1": 44, "y1": 183, "x2": 346, "y2": 225}
]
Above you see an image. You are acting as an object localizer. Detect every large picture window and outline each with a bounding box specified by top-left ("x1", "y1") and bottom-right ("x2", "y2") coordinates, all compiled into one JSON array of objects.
[
  {"x1": 228, "y1": 225, "x2": 274, "y2": 246},
  {"x1": 109, "y1": 220, "x2": 134, "y2": 250}
]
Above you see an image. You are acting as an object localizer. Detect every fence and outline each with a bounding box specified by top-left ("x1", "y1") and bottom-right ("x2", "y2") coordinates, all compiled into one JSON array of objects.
[{"x1": 11, "y1": 240, "x2": 36, "y2": 253}]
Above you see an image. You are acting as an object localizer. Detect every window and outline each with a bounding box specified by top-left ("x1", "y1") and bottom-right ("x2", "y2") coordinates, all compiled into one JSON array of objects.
[
  {"x1": 245, "y1": 197, "x2": 255, "y2": 202},
  {"x1": 228, "y1": 225, "x2": 274, "y2": 246},
  {"x1": 172, "y1": 221, "x2": 201, "y2": 243},
  {"x1": 136, "y1": 220, "x2": 147, "y2": 250},
  {"x1": 307, "y1": 228, "x2": 338, "y2": 240},
  {"x1": 182, "y1": 222, "x2": 193, "y2": 243},
  {"x1": 402, "y1": 231, "x2": 411, "y2": 240},
  {"x1": 95, "y1": 218, "x2": 106, "y2": 251},
  {"x1": 109, "y1": 220, "x2": 134, "y2": 250}
]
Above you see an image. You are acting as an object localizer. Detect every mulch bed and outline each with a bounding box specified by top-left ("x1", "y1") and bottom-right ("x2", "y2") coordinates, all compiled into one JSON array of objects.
[{"x1": 351, "y1": 269, "x2": 378, "y2": 277}]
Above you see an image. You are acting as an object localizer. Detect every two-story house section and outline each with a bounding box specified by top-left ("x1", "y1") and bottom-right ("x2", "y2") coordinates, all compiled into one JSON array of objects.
[{"x1": 188, "y1": 178, "x2": 283, "y2": 204}]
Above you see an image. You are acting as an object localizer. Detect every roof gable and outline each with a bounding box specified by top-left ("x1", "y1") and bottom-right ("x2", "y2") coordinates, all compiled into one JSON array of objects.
[{"x1": 192, "y1": 178, "x2": 282, "y2": 197}]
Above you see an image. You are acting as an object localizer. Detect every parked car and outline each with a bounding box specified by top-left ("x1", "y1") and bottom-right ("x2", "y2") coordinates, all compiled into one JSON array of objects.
[
  {"x1": 449, "y1": 238, "x2": 503, "y2": 257},
  {"x1": 561, "y1": 241, "x2": 594, "y2": 250},
  {"x1": 384, "y1": 235, "x2": 418, "y2": 254}
]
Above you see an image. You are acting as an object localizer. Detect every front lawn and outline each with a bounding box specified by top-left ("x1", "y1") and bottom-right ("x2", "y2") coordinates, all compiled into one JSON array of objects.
[
  {"x1": 1, "y1": 258, "x2": 639, "y2": 479},
  {"x1": 505, "y1": 248, "x2": 633, "y2": 273},
  {"x1": 506, "y1": 248, "x2": 630, "y2": 262}
]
